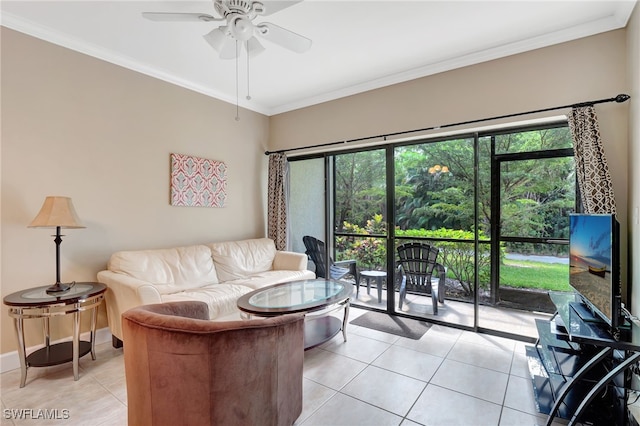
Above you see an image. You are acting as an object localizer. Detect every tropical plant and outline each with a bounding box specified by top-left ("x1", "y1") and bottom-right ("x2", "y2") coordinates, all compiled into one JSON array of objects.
[
  {"x1": 337, "y1": 214, "x2": 387, "y2": 270},
  {"x1": 334, "y1": 151, "x2": 386, "y2": 230},
  {"x1": 397, "y1": 228, "x2": 500, "y2": 295},
  {"x1": 337, "y1": 213, "x2": 502, "y2": 295}
]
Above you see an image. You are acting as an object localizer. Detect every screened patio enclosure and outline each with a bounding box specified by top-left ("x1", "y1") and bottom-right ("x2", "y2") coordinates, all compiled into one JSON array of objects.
[{"x1": 288, "y1": 122, "x2": 576, "y2": 341}]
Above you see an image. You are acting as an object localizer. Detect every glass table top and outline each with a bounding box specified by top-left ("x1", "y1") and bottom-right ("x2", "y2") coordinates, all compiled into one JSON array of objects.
[
  {"x1": 3, "y1": 282, "x2": 106, "y2": 306},
  {"x1": 22, "y1": 284, "x2": 95, "y2": 299},
  {"x1": 249, "y1": 279, "x2": 345, "y2": 308},
  {"x1": 238, "y1": 279, "x2": 352, "y2": 315}
]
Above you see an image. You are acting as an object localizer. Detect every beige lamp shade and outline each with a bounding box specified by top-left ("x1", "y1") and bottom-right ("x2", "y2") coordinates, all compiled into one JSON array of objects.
[{"x1": 28, "y1": 196, "x2": 86, "y2": 229}]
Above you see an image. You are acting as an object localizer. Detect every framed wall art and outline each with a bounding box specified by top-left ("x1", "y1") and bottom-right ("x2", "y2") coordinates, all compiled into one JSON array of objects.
[{"x1": 170, "y1": 153, "x2": 227, "y2": 207}]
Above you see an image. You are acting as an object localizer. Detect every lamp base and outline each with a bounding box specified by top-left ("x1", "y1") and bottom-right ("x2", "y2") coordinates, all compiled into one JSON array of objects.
[{"x1": 46, "y1": 282, "x2": 71, "y2": 295}]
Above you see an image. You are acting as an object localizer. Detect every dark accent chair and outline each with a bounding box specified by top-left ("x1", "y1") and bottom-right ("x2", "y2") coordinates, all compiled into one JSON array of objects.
[
  {"x1": 303, "y1": 235, "x2": 359, "y2": 283},
  {"x1": 396, "y1": 242, "x2": 446, "y2": 315},
  {"x1": 122, "y1": 301, "x2": 304, "y2": 426}
]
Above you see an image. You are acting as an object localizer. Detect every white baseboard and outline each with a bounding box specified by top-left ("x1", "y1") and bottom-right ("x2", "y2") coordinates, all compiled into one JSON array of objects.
[{"x1": 0, "y1": 327, "x2": 112, "y2": 374}]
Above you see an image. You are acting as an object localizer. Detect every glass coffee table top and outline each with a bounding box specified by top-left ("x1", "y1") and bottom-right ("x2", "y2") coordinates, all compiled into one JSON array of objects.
[{"x1": 237, "y1": 279, "x2": 352, "y2": 316}]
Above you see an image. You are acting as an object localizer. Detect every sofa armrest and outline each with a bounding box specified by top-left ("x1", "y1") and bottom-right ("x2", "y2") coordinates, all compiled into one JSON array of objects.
[
  {"x1": 272, "y1": 250, "x2": 308, "y2": 271},
  {"x1": 97, "y1": 270, "x2": 162, "y2": 341}
]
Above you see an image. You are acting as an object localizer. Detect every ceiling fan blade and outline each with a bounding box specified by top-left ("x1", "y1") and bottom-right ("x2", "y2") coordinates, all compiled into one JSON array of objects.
[
  {"x1": 203, "y1": 27, "x2": 239, "y2": 59},
  {"x1": 257, "y1": 1, "x2": 304, "y2": 16},
  {"x1": 246, "y1": 37, "x2": 266, "y2": 58},
  {"x1": 256, "y1": 22, "x2": 311, "y2": 53},
  {"x1": 142, "y1": 12, "x2": 222, "y2": 22}
]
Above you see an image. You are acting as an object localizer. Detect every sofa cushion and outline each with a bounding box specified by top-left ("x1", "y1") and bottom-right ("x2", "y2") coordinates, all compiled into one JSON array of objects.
[
  {"x1": 160, "y1": 284, "x2": 252, "y2": 319},
  {"x1": 229, "y1": 269, "x2": 317, "y2": 290},
  {"x1": 108, "y1": 245, "x2": 219, "y2": 293},
  {"x1": 208, "y1": 238, "x2": 277, "y2": 282}
]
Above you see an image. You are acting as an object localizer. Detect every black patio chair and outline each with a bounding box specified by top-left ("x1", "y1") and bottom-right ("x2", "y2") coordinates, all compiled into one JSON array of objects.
[
  {"x1": 396, "y1": 242, "x2": 446, "y2": 315},
  {"x1": 303, "y1": 236, "x2": 358, "y2": 283}
]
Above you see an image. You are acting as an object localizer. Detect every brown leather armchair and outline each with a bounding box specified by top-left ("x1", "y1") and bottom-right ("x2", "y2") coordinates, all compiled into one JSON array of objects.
[{"x1": 122, "y1": 301, "x2": 304, "y2": 426}]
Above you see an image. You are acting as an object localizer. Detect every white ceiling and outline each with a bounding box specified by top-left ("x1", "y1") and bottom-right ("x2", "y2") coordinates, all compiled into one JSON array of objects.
[{"x1": 1, "y1": 1, "x2": 637, "y2": 116}]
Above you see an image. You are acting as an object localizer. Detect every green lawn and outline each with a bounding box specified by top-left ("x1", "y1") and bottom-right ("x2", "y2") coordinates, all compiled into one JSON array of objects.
[{"x1": 500, "y1": 258, "x2": 572, "y2": 292}]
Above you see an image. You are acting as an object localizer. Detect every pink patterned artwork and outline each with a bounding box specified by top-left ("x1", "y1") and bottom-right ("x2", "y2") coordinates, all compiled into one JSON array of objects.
[{"x1": 170, "y1": 153, "x2": 227, "y2": 207}]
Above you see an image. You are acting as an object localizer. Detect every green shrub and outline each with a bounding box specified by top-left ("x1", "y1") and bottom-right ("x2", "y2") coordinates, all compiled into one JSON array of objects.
[
  {"x1": 396, "y1": 228, "x2": 500, "y2": 295},
  {"x1": 337, "y1": 214, "x2": 387, "y2": 270},
  {"x1": 336, "y1": 215, "x2": 502, "y2": 295}
]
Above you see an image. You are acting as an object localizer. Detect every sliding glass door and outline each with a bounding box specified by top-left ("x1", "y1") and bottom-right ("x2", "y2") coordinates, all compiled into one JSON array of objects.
[
  {"x1": 333, "y1": 149, "x2": 388, "y2": 308},
  {"x1": 287, "y1": 121, "x2": 576, "y2": 340},
  {"x1": 393, "y1": 137, "x2": 476, "y2": 328},
  {"x1": 482, "y1": 127, "x2": 575, "y2": 338}
]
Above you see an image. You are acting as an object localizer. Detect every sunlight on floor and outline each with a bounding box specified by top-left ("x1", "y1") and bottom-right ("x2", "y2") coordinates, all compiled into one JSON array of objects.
[{"x1": 350, "y1": 284, "x2": 552, "y2": 340}]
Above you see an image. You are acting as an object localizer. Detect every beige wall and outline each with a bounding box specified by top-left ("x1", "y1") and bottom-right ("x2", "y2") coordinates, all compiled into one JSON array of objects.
[
  {"x1": 0, "y1": 28, "x2": 270, "y2": 353},
  {"x1": 270, "y1": 30, "x2": 629, "y2": 153},
  {"x1": 628, "y1": 4, "x2": 640, "y2": 315},
  {"x1": 270, "y1": 28, "x2": 632, "y2": 306}
]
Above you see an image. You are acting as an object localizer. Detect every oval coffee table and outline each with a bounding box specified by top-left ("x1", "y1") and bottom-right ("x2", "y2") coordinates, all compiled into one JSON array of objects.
[{"x1": 237, "y1": 279, "x2": 352, "y2": 350}]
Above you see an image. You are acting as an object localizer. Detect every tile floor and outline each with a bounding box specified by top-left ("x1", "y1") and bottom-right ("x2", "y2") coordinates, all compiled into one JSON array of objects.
[
  {"x1": 0, "y1": 306, "x2": 569, "y2": 426},
  {"x1": 351, "y1": 285, "x2": 552, "y2": 340}
]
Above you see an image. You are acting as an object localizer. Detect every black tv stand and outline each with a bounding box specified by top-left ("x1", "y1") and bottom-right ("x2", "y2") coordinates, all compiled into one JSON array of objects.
[{"x1": 526, "y1": 292, "x2": 640, "y2": 426}]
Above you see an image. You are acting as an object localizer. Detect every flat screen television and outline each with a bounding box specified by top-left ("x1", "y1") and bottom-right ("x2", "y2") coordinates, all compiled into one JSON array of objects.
[{"x1": 569, "y1": 213, "x2": 622, "y2": 330}]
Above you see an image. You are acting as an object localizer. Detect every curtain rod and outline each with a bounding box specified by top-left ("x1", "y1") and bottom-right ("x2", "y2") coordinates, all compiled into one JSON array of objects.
[{"x1": 264, "y1": 93, "x2": 630, "y2": 156}]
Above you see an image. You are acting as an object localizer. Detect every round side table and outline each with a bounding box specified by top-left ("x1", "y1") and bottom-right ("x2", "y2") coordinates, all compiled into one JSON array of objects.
[
  {"x1": 359, "y1": 270, "x2": 387, "y2": 303},
  {"x1": 3, "y1": 282, "x2": 106, "y2": 387}
]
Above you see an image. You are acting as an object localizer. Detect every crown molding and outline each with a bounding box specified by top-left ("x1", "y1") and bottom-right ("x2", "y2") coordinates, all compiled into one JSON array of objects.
[
  {"x1": 267, "y1": 11, "x2": 632, "y2": 115},
  {"x1": 2, "y1": 2, "x2": 635, "y2": 117},
  {"x1": 1, "y1": 12, "x2": 270, "y2": 115}
]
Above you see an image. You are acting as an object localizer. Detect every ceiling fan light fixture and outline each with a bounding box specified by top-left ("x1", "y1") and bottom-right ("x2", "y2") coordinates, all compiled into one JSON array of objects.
[
  {"x1": 247, "y1": 37, "x2": 265, "y2": 57},
  {"x1": 203, "y1": 27, "x2": 228, "y2": 52},
  {"x1": 230, "y1": 15, "x2": 254, "y2": 41}
]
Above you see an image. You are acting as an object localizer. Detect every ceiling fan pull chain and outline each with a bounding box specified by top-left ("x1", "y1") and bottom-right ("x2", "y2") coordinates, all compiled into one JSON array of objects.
[
  {"x1": 246, "y1": 42, "x2": 252, "y2": 101},
  {"x1": 235, "y1": 40, "x2": 240, "y2": 121}
]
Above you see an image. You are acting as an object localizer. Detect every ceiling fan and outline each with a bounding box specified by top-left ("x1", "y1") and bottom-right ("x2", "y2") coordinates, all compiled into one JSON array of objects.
[{"x1": 143, "y1": 0, "x2": 312, "y2": 59}]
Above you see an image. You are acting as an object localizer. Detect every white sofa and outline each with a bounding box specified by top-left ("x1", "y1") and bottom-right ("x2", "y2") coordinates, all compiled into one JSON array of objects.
[{"x1": 97, "y1": 238, "x2": 315, "y2": 346}]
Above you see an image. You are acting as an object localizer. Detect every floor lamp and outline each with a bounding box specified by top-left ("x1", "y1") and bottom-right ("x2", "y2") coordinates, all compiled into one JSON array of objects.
[{"x1": 28, "y1": 196, "x2": 86, "y2": 294}]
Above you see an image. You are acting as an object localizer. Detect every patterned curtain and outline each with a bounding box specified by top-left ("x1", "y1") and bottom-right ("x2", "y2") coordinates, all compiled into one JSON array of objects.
[
  {"x1": 267, "y1": 153, "x2": 290, "y2": 250},
  {"x1": 567, "y1": 106, "x2": 617, "y2": 215}
]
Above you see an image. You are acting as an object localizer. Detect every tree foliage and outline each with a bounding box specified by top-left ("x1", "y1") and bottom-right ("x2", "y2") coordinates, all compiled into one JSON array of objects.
[
  {"x1": 334, "y1": 129, "x2": 574, "y2": 236},
  {"x1": 335, "y1": 150, "x2": 386, "y2": 230},
  {"x1": 332, "y1": 126, "x2": 575, "y2": 291}
]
